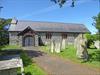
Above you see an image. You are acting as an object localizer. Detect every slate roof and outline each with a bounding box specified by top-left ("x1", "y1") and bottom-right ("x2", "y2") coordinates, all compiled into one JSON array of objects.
[{"x1": 9, "y1": 20, "x2": 90, "y2": 33}]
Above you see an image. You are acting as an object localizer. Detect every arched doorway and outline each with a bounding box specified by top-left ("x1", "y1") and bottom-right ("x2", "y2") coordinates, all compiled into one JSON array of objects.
[{"x1": 23, "y1": 35, "x2": 35, "y2": 46}]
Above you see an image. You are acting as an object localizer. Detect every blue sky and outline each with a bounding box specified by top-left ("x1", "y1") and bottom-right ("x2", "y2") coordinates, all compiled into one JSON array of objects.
[{"x1": 0, "y1": 0, "x2": 100, "y2": 34}]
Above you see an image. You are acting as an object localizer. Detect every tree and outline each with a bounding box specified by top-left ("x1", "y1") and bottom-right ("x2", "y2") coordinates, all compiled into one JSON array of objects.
[
  {"x1": 93, "y1": 13, "x2": 100, "y2": 42},
  {"x1": 51, "y1": 0, "x2": 100, "y2": 8},
  {"x1": 51, "y1": 0, "x2": 75, "y2": 7},
  {"x1": 0, "y1": 18, "x2": 11, "y2": 46},
  {"x1": 84, "y1": 33, "x2": 99, "y2": 48},
  {"x1": 93, "y1": 13, "x2": 100, "y2": 32}
]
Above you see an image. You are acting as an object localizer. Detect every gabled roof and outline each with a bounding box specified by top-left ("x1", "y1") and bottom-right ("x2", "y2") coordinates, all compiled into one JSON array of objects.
[
  {"x1": 18, "y1": 26, "x2": 35, "y2": 36},
  {"x1": 9, "y1": 20, "x2": 90, "y2": 33}
]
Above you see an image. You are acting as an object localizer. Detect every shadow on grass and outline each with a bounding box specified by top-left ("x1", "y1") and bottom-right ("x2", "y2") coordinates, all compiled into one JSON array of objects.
[
  {"x1": 88, "y1": 50, "x2": 100, "y2": 62},
  {"x1": 0, "y1": 48, "x2": 45, "y2": 67},
  {"x1": 17, "y1": 72, "x2": 32, "y2": 75},
  {"x1": 0, "y1": 49, "x2": 21, "y2": 56},
  {"x1": 25, "y1": 72, "x2": 32, "y2": 75},
  {"x1": 24, "y1": 50, "x2": 45, "y2": 58}
]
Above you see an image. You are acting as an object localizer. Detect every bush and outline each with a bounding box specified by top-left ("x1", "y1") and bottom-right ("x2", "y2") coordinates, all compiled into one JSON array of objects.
[
  {"x1": 20, "y1": 51, "x2": 32, "y2": 66},
  {"x1": 84, "y1": 33, "x2": 99, "y2": 48}
]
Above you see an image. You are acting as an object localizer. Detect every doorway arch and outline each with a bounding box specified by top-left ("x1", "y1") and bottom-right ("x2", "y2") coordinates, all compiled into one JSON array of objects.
[{"x1": 23, "y1": 35, "x2": 35, "y2": 46}]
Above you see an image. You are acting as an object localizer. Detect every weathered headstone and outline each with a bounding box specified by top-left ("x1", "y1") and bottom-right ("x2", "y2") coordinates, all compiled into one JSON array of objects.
[
  {"x1": 61, "y1": 39, "x2": 66, "y2": 49},
  {"x1": 51, "y1": 40, "x2": 55, "y2": 53},
  {"x1": 55, "y1": 41, "x2": 61, "y2": 53},
  {"x1": 76, "y1": 34, "x2": 88, "y2": 60},
  {"x1": 35, "y1": 35, "x2": 38, "y2": 46},
  {"x1": 74, "y1": 38, "x2": 77, "y2": 48}
]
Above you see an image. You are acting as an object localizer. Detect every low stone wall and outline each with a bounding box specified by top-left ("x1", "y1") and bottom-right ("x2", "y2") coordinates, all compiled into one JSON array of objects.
[
  {"x1": 0, "y1": 68, "x2": 17, "y2": 75},
  {"x1": 0, "y1": 55, "x2": 24, "y2": 75}
]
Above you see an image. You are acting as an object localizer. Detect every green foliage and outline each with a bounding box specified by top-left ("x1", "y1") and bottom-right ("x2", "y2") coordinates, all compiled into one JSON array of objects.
[
  {"x1": 84, "y1": 33, "x2": 99, "y2": 48},
  {"x1": 20, "y1": 51, "x2": 32, "y2": 66},
  {"x1": 1, "y1": 45, "x2": 21, "y2": 50},
  {"x1": 93, "y1": 13, "x2": 100, "y2": 31},
  {"x1": 24, "y1": 64, "x2": 46, "y2": 75},
  {"x1": 84, "y1": 34, "x2": 94, "y2": 48},
  {"x1": 93, "y1": 13, "x2": 100, "y2": 42},
  {"x1": 51, "y1": 0, "x2": 75, "y2": 7},
  {"x1": 0, "y1": 18, "x2": 11, "y2": 46}
]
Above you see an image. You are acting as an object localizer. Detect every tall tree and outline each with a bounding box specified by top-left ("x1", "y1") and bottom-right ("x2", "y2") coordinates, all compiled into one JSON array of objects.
[
  {"x1": 93, "y1": 13, "x2": 100, "y2": 32},
  {"x1": 51, "y1": 0, "x2": 100, "y2": 8},
  {"x1": 93, "y1": 13, "x2": 100, "y2": 41},
  {"x1": 0, "y1": 18, "x2": 11, "y2": 46}
]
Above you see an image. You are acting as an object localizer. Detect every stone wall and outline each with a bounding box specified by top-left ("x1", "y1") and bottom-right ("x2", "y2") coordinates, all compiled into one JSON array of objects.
[
  {"x1": 38, "y1": 33, "x2": 47, "y2": 45},
  {"x1": 39, "y1": 32, "x2": 77, "y2": 46},
  {"x1": 9, "y1": 32, "x2": 19, "y2": 46},
  {"x1": 9, "y1": 31, "x2": 79, "y2": 48},
  {"x1": 67, "y1": 33, "x2": 78, "y2": 45},
  {"x1": 18, "y1": 36, "x2": 23, "y2": 46}
]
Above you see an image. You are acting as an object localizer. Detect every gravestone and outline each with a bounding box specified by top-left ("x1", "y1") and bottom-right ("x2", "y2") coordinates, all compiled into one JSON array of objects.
[
  {"x1": 51, "y1": 40, "x2": 55, "y2": 53},
  {"x1": 50, "y1": 40, "x2": 61, "y2": 53},
  {"x1": 55, "y1": 41, "x2": 61, "y2": 53},
  {"x1": 76, "y1": 34, "x2": 88, "y2": 60},
  {"x1": 61, "y1": 39, "x2": 66, "y2": 49},
  {"x1": 35, "y1": 35, "x2": 38, "y2": 46},
  {"x1": 74, "y1": 38, "x2": 77, "y2": 48},
  {"x1": 0, "y1": 55, "x2": 24, "y2": 75}
]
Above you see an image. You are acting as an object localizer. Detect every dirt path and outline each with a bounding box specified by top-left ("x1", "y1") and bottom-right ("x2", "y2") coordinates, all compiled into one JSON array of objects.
[{"x1": 24, "y1": 47, "x2": 100, "y2": 75}]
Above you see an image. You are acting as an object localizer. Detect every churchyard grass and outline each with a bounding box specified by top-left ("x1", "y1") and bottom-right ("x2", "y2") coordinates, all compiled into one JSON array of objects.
[
  {"x1": 41, "y1": 45, "x2": 100, "y2": 69},
  {"x1": 1, "y1": 45, "x2": 21, "y2": 50},
  {"x1": 0, "y1": 45, "x2": 46, "y2": 75}
]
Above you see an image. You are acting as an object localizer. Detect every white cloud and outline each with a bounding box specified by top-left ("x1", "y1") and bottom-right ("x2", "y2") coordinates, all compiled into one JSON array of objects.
[{"x1": 18, "y1": 4, "x2": 59, "y2": 19}]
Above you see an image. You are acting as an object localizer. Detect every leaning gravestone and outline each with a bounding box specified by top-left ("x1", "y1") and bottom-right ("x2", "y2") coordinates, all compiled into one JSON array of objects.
[{"x1": 76, "y1": 34, "x2": 88, "y2": 61}]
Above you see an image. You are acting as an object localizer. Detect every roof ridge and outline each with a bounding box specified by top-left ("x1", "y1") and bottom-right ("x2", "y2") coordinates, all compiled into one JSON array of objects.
[{"x1": 18, "y1": 20, "x2": 83, "y2": 25}]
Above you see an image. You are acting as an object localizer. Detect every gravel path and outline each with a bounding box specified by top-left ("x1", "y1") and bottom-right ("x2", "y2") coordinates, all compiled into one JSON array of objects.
[{"x1": 24, "y1": 47, "x2": 100, "y2": 75}]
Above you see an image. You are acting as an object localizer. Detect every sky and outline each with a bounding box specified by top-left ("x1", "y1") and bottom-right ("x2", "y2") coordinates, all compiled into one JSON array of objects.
[{"x1": 0, "y1": 0, "x2": 100, "y2": 34}]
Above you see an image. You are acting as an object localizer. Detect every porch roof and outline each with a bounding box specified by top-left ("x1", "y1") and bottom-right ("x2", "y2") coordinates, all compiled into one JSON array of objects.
[{"x1": 18, "y1": 26, "x2": 35, "y2": 36}]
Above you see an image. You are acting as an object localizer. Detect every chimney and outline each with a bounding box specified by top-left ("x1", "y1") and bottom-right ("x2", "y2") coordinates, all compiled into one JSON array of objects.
[{"x1": 11, "y1": 17, "x2": 18, "y2": 25}]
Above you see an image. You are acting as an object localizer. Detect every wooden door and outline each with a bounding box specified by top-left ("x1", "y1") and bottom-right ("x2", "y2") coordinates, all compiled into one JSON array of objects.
[{"x1": 24, "y1": 36, "x2": 34, "y2": 46}]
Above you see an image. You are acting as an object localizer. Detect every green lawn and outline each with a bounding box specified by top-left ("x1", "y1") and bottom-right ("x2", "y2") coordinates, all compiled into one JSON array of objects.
[
  {"x1": 1, "y1": 45, "x2": 21, "y2": 50},
  {"x1": 41, "y1": 45, "x2": 100, "y2": 69},
  {"x1": 0, "y1": 45, "x2": 47, "y2": 75}
]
